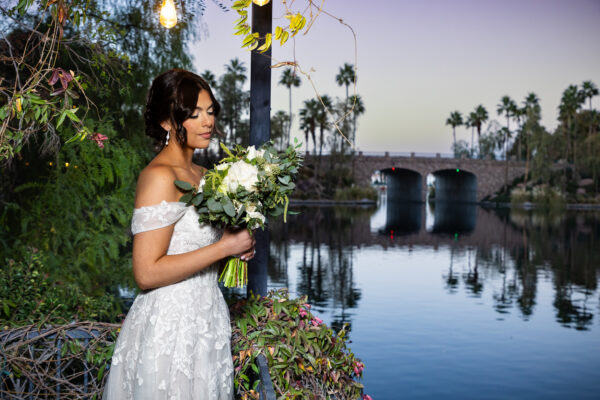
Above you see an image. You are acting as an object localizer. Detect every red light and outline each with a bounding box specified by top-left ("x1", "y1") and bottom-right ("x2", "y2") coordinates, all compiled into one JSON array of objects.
[
  {"x1": 392, "y1": 167, "x2": 395, "y2": 171},
  {"x1": 390, "y1": 229, "x2": 394, "y2": 240}
]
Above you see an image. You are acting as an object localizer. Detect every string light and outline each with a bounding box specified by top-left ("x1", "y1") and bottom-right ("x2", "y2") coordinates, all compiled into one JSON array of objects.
[
  {"x1": 252, "y1": 0, "x2": 271, "y2": 5},
  {"x1": 159, "y1": 0, "x2": 177, "y2": 29}
]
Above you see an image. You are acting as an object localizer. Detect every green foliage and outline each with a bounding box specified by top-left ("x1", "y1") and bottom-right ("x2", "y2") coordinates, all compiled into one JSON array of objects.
[
  {"x1": 2, "y1": 137, "x2": 148, "y2": 322},
  {"x1": 333, "y1": 186, "x2": 378, "y2": 202},
  {"x1": 232, "y1": 0, "x2": 307, "y2": 52},
  {"x1": 0, "y1": 248, "x2": 121, "y2": 326},
  {"x1": 178, "y1": 141, "x2": 303, "y2": 230},
  {"x1": 229, "y1": 289, "x2": 364, "y2": 400},
  {"x1": 1, "y1": 0, "x2": 196, "y2": 162},
  {"x1": 450, "y1": 81, "x2": 600, "y2": 198}
]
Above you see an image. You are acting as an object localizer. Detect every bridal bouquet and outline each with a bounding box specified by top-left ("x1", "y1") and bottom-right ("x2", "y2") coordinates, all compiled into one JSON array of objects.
[{"x1": 175, "y1": 140, "x2": 303, "y2": 288}]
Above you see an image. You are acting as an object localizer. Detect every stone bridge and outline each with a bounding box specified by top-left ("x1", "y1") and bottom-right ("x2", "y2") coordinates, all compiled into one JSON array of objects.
[{"x1": 304, "y1": 153, "x2": 527, "y2": 202}]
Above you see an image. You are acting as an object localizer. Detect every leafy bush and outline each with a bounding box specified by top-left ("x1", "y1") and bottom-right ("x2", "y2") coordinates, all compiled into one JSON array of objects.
[
  {"x1": 0, "y1": 248, "x2": 122, "y2": 327},
  {"x1": 1, "y1": 137, "x2": 149, "y2": 322},
  {"x1": 333, "y1": 186, "x2": 378, "y2": 202},
  {"x1": 510, "y1": 187, "x2": 530, "y2": 204},
  {"x1": 229, "y1": 289, "x2": 365, "y2": 400},
  {"x1": 531, "y1": 185, "x2": 566, "y2": 210}
]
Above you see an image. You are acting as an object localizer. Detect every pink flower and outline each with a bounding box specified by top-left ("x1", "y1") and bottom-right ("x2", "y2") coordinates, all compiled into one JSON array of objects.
[
  {"x1": 363, "y1": 395, "x2": 373, "y2": 400},
  {"x1": 354, "y1": 367, "x2": 360, "y2": 375},
  {"x1": 311, "y1": 316, "x2": 323, "y2": 327},
  {"x1": 89, "y1": 133, "x2": 108, "y2": 148},
  {"x1": 303, "y1": 303, "x2": 311, "y2": 309},
  {"x1": 48, "y1": 68, "x2": 73, "y2": 95},
  {"x1": 299, "y1": 308, "x2": 307, "y2": 317}
]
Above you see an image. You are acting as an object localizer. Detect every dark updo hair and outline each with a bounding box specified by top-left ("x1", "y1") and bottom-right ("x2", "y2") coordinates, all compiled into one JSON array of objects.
[{"x1": 144, "y1": 68, "x2": 220, "y2": 147}]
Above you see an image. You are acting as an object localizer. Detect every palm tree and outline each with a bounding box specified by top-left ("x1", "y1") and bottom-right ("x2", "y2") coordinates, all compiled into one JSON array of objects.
[
  {"x1": 335, "y1": 63, "x2": 356, "y2": 104},
  {"x1": 513, "y1": 106, "x2": 525, "y2": 160},
  {"x1": 278, "y1": 68, "x2": 301, "y2": 147},
  {"x1": 348, "y1": 94, "x2": 365, "y2": 145},
  {"x1": 335, "y1": 63, "x2": 356, "y2": 154},
  {"x1": 496, "y1": 95, "x2": 517, "y2": 161},
  {"x1": 522, "y1": 92, "x2": 540, "y2": 186},
  {"x1": 445, "y1": 111, "x2": 463, "y2": 156},
  {"x1": 299, "y1": 99, "x2": 319, "y2": 154},
  {"x1": 316, "y1": 95, "x2": 333, "y2": 159},
  {"x1": 580, "y1": 81, "x2": 599, "y2": 148},
  {"x1": 581, "y1": 81, "x2": 599, "y2": 111},
  {"x1": 472, "y1": 105, "x2": 488, "y2": 158},
  {"x1": 465, "y1": 112, "x2": 476, "y2": 158},
  {"x1": 559, "y1": 85, "x2": 585, "y2": 165},
  {"x1": 271, "y1": 110, "x2": 290, "y2": 150},
  {"x1": 200, "y1": 70, "x2": 217, "y2": 90},
  {"x1": 225, "y1": 58, "x2": 247, "y2": 85},
  {"x1": 220, "y1": 58, "x2": 248, "y2": 145}
]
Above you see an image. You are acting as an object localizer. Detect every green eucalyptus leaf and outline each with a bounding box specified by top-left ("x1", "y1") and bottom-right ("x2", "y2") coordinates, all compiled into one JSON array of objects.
[
  {"x1": 207, "y1": 198, "x2": 223, "y2": 212},
  {"x1": 191, "y1": 193, "x2": 204, "y2": 206},
  {"x1": 222, "y1": 199, "x2": 236, "y2": 217},
  {"x1": 180, "y1": 192, "x2": 193, "y2": 204},
  {"x1": 174, "y1": 180, "x2": 193, "y2": 192}
]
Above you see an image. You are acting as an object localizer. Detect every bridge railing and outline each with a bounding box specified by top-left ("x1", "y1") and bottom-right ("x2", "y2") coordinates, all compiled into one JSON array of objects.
[{"x1": 302, "y1": 151, "x2": 456, "y2": 158}]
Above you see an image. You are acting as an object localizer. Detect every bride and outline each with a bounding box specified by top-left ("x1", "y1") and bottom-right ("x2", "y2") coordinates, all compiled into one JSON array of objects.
[{"x1": 102, "y1": 69, "x2": 255, "y2": 399}]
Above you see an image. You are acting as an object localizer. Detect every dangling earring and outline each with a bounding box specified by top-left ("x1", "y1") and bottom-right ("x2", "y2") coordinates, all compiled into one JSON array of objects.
[{"x1": 165, "y1": 130, "x2": 170, "y2": 146}]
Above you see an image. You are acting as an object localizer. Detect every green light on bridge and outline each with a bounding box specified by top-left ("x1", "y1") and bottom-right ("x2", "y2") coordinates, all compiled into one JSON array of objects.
[{"x1": 456, "y1": 168, "x2": 460, "y2": 172}]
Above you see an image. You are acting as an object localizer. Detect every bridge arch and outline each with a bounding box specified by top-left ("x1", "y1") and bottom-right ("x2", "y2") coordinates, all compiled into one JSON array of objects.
[
  {"x1": 432, "y1": 168, "x2": 477, "y2": 203},
  {"x1": 382, "y1": 167, "x2": 424, "y2": 203}
]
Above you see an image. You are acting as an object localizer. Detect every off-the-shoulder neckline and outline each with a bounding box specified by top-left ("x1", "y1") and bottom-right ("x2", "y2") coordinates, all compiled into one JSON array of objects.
[{"x1": 133, "y1": 175, "x2": 204, "y2": 211}]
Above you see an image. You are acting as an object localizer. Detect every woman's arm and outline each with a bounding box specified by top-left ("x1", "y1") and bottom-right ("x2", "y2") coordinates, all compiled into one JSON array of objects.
[
  {"x1": 132, "y1": 166, "x2": 255, "y2": 290},
  {"x1": 133, "y1": 227, "x2": 253, "y2": 290}
]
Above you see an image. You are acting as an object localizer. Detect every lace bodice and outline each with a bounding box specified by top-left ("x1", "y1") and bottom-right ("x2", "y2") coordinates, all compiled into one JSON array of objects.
[
  {"x1": 132, "y1": 200, "x2": 223, "y2": 253},
  {"x1": 103, "y1": 200, "x2": 233, "y2": 399}
]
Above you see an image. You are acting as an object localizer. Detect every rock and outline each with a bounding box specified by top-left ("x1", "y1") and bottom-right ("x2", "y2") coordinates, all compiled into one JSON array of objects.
[{"x1": 579, "y1": 178, "x2": 594, "y2": 187}]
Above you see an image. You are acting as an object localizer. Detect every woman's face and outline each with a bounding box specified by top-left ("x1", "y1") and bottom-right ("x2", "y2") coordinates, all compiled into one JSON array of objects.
[{"x1": 182, "y1": 89, "x2": 215, "y2": 149}]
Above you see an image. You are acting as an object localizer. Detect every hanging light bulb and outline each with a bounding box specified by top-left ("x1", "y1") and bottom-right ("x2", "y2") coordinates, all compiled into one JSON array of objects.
[
  {"x1": 252, "y1": 0, "x2": 270, "y2": 5},
  {"x1": 160, "y1": 0, "x2": 178, "y2": 29}
]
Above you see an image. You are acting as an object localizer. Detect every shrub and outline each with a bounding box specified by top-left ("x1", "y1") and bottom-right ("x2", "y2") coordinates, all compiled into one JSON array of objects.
[
  {"x1": 333, "y1": 186, "x2": 378, "y2": 202},
  {"x1": 531, "y1": 185, "x2": 566, "y2": 210},
  {"x1": 0, "y1": 248, "x2": 122, "y2": 327},
  {"x1": 229, "y1": 289, "x2": 366, "y2": 400},
  {"x1": 510, "y1": 187, "x2": 530, "y2": 204}
]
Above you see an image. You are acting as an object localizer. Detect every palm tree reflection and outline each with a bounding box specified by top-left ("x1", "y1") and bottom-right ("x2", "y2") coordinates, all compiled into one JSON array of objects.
[{"x1": 269, "y1": 204, "x2": 599, "y2": 331}]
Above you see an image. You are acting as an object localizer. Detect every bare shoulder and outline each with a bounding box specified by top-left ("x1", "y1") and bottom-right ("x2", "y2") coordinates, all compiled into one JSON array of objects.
[
  {"x1": 135, "y1": 163, "x2": 180, "y2": 208},
  {"x1": 193, "y1": 163, "x2": 208, "y2": 178}
]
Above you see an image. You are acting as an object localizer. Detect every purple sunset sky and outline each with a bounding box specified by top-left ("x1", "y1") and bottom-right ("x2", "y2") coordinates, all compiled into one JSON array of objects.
[{"x1": 190, "y1": 0, "x2": 600, "y2": 154}]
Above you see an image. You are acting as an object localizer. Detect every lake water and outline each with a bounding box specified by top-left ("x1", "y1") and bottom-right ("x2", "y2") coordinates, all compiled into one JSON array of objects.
[{"x1": 262, "y1": 196, "x2": 600, "y2": 399}]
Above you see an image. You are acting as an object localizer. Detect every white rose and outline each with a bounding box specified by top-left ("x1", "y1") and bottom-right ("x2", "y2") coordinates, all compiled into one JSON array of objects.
[
  {"x1": 246, "y1": 145, "x2": 258, "y2": 160},
  {"x1": 246, "y1": 145, "x2": 266, "y2": 161},
  {"x1": 222, "y1": 160, "x2": 259, "y2": 193},
  {"x1": 246, "y1": 210, "x2": 265, "y2": 228},
  {"x1": 216, "y1": 163, "x2": 230, "y2": 171}
]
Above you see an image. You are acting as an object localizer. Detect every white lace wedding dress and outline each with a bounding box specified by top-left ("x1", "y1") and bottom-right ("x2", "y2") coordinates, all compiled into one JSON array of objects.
[{"x1": 102, "y1": 201, "x2": 233, "y2": 400}]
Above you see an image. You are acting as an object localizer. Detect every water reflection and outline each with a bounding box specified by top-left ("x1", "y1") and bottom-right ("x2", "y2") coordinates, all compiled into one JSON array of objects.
[
  {"x1": 383, "y1": 200, "x2": 421, "y2": 235},
  {"x1": 269, "y1": 201, "x2": 600, "y2": 331},
  {"x1": 430, "y1": 202, "x2": 476, "y2": 234},
  {"x1": 269, "y1": 206, "x2": 370, "y2": 332}
]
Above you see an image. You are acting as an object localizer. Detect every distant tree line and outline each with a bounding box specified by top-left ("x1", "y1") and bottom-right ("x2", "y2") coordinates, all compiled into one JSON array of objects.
[{"x1": 446, "y1": 81, "x2": 600, "y2": 198}]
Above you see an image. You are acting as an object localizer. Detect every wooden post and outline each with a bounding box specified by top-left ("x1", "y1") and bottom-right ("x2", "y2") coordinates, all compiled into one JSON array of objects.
[{"x1": 247, "y1": 1, "x2": 272, "y2": 298}]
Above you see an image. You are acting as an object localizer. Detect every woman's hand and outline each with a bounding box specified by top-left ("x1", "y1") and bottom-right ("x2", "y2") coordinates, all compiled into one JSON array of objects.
[{"x1": 220, "y1": 228, "x2": 256, "y2": 261}]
